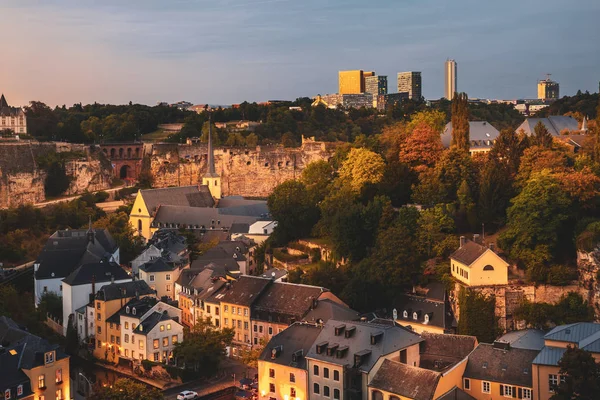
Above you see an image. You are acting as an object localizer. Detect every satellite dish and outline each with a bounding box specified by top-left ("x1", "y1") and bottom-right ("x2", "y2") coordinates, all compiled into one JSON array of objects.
[{"x1": 392, "y1": 308, "x2": 398, "y2": 320}]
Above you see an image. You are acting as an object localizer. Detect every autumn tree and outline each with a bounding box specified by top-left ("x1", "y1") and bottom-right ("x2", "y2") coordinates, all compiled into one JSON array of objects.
[
  {"x1": 89, "y1": 378, "x2": 163, "y2": 400},
  {"x1": 551, "y1": 346, "x2": 600, "y2": 400},
  {"x1": 450, "y1": 92, "x2": 470, "y2": 152},
  {"x1": 533, "y1": 120, "x2": 553, "y2": 148},
  {"x1": 398, "y1": 121, "x2": 444, "y2": 173},
  {"x1": 338, "y1": 148, "x2": 385, "y2": 194}
]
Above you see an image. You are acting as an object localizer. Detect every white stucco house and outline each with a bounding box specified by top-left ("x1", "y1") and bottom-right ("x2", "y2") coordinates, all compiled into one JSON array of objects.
[
  {"x1": 61, "y1": 261, "x2": 130, "y2": 335},
  {"x1": 34, "y1": 228, "x2": 119, "y2": 307}
]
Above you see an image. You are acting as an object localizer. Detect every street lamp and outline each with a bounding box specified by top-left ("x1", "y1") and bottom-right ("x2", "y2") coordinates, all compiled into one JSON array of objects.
[{"x1": 79, "y1": 372, "x2": 93, "y2": 396}]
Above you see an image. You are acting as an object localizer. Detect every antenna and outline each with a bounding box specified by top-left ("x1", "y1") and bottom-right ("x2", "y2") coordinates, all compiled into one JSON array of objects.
[{"x1": 545, "y1": 73, "x2": 552, "y2": 81}]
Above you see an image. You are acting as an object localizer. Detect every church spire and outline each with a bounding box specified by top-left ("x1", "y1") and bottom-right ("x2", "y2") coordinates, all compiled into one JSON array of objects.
[
  {"x1": 0, "y1": 94, "x2": 8, "y2": 109},
  {"x1": 87, "y1": 215, "x2": 95, "y2": 244},
  {"x1": 582, "y1": 115, "x2": 588, "y2": 133},
  {"x1": 207, "y1": 114, "x2": 215, "y2": 175}
]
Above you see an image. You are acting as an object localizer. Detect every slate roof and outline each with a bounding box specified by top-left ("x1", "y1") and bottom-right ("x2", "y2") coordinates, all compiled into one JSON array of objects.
[
  {"x1": 0, "y1": 316, "x2": 68, "y2": 373},
  {"x1": 419, "y1": 332, "x2": 477, "y2": 371},
  {"x1": 395, "y1": 295, "x2": 456, "y2": 331},
  {"x1": 303, "y1": 299, "x2": 361, "y2": 324},
  {"x1": 95, "y1": 280, "x2": 155, "y2": 301},
  {"x1": 219, "y1": 276, "x2": 271, "y2": 307},
  {"x1": 261, "y1": 268, "x2": 288, "y2": 281},
  {"x1": 0, "y1": 94, "x2": 25, "y2": 117},
  {"x1": 441, "y1": 121, "x2": 500, "y2": 149},
  {"x1": 252, "y1": 282, "x2": 327, "y2": 323},
  {"x1": 369, "y1": 359, "x2": 440, "y2": 400},
  {"x1": 516, "y1": 116, "x2": 580, "y2": 136},
  {"x1": 0, "y1": 342, "x2": 33, "y2": 397},
  {"x1": 217, "y1": 196, "x2": 269, "y2": 218},
  {"x1": 139, "y1": 258, "x2": 177, "y2": 273},
  {"x1": 140, "y1": 185, "x2": 215, "y2": 214},
  {"x1": 62, "y1": 261, "x2": 130, "y2": 286},
  {"x1": 133, "y1": 311, "x2": 175, "y2": 336},
  {"x1": 450, "y1": 240, "x2": 489, "y2": 266},
  {"x1": 306, "y1": 319, "x2": 423, "y2": 373},
  {"x1": 464, "y1": 343, "x2": 539, "y2": 387},
  {"x1": 498, "y1": 330, "x2": 546, "y2": 351},
  {"x1": 117, "y1": 297, "x2": 159, "y2": 319},
  {"x1": 35, "y1": 229, "x2": 118, "y2": 280},
  {"x1": 258, "y1": 323, "x2": 322, "y2": 370},
  {"x1": 152, "y1": 205, "x2": 259, "y2": 229},
  {"x1": 230, "y1": 223, "x2": 250, "y2": 234},
  {"x1": 147, "y1": 230, "x2": 188, "y2": 263}
]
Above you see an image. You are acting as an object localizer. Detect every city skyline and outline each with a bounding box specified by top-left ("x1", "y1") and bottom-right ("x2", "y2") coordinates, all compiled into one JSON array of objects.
[{"x1": 1, "y1": 0, "x2": 599, "y2": 107}]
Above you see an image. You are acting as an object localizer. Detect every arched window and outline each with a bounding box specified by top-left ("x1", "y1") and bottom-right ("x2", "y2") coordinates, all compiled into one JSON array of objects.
[
  {"x1": 372, "y1": 390, "x2": 384, "y2": 400},
  {"x1": 424, "y1": 314, "x2": 430, "y2": 324},
  {"x1": 138, "y1": 219, "x2": 142, "y2": 231},
  {"x1": 483, "y1": 265, "x2": 494, "y2": 271}
]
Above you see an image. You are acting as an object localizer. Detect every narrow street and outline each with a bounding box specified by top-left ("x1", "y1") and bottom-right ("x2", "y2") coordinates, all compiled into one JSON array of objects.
[{"x1": 163, "y1": 359, "x2": 256, "y2": 400}]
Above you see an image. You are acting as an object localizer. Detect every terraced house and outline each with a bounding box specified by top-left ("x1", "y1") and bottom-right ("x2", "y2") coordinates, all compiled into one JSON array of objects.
[{"x1": 0, "y1": 317, "x2": 69, "y2": 400}]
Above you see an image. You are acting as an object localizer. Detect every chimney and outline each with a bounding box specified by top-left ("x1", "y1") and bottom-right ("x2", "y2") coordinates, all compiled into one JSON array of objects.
[
  {"x1": 91, "y1": 275, "x2": 96, "y2": 296},
  {"x1": 489, "y1": 243, "x2": 495, "y2": 252},
  {"x1": 459, "y1": 236, "x2": 466, "y2": 248},
  {"x1": 473, "y1": 234, "x2": 480, "y2": 244},
  {"x1": 87, "y1": 215, "x2": 95, "y2": 244}
]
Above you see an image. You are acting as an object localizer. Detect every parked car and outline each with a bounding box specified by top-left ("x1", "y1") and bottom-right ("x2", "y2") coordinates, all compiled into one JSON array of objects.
[{"x1": 177, "y1": 391, "x2": 198, "y2": 400}]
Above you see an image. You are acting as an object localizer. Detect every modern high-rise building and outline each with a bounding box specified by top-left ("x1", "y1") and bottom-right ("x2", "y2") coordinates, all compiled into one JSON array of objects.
[
  {"x1": 339, "y1": 70, "x2": 365, "y2": 94},
  {"x1": 365, "y1": 75, "x2": 388, "y2": 96},
  {"x1": 397, "y1": 72, "x2": 422, "y2": 100},
  {"x1": 445, "y1": 59, "x2": 457, "y2": 99},
  {"x1": 537, "y1": 76, "x2": 559, "y2": 100}
]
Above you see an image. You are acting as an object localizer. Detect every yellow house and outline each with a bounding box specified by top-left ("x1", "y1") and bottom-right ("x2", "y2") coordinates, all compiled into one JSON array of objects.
[
  {"x1": 257, "y1": 323, "x2": 321, "y2": 400},
  {"x1": 462, "y1": 342, "x2": 538, "y2": 400},
  {"x1": 91, "y1": 280, "x2": 156, "y2": 363},
  {"x1": 450, "y1": 237, "x2": 508, "y2": 286},
  {"x1": 532, "y1": 322, "x2": 600, "y2": 400},
  {"x1": 219, "y1": 276, "x2": 272, "y2": 357},
  {"x1": 369, "y1": 358, "x2": 472, "y2": 400},
  {"x1": 0, "y1": 316, "x2": 70, "y2": 400}
]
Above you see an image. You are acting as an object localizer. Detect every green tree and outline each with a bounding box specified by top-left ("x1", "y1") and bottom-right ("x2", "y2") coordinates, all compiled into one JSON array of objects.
[
  {"x1": 515, "y1": 293, "x2": 594, "y2": 329},
  {"x1": 173, "y1": 318, "x2": 234, "y2": 377},
  {"x1": 450, "y1": 92, "x2": 470, "y2": 152},
  {"x1": 300, "y1": 160, "x2": 334, "y2": 204},
  {"x1": 499, "y1": 170, "x2": 572, "y2": 280},
  {"x1": 415, "y1": 204, "x2": 455, "y2": 259},
  {"x1": 551, "y1": 346, "x2": 600, "y2": 400},
  {"x1": 267, "y1": 181, "x2": 319, "y2": 244},
  {"x1": 534, "y1": 121, "x2": 554, "y2": 147},
  {"x1": 89, "y1": 378, "x2": 163, "y2": 400},
  {"x1": 38, "y1": 292, "x2": 63, "y2": 319},
  {"x1": 92, "y1": 212, "x2": 144, "y2": 264},
  {"x1": 458, "y1": 288, "x2": 499, "y2": 343}
]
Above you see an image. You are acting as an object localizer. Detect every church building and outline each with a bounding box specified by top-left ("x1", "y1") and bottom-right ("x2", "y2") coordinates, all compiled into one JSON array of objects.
[
  {"x1": 129, "y1": 122, "x2": 269, "y2": 240},
  {"x1": 0, "y1": 94, "x2": 27, "y2": 135}
]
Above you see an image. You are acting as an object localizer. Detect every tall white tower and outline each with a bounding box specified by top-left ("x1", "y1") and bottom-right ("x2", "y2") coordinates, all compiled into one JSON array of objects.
[{"x1": 445, "y1": 59, "x2": 457, "y2": 100}]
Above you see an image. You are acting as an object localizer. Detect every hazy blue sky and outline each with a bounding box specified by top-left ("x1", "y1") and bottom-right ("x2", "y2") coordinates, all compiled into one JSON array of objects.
[{"x1": 1, "y1": 0, "x2": 599, "y2": 106}]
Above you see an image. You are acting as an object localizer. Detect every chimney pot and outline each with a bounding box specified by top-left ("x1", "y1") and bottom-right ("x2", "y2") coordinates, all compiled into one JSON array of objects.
[
  {"x1": 460, "y1": 236, "x2": 466, "y2": 247},
  {"x1": 473, "y1": 234, "x2": 480, "y2": 244}
]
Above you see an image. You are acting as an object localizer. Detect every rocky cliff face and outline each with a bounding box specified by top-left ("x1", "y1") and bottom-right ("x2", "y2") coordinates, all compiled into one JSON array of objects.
[
  {"x1": 148, "y1": 138, "x2": 337, "y2": 197},
  {"x1": 0, "y1": 142, "x2": 112, "y2": 208}
]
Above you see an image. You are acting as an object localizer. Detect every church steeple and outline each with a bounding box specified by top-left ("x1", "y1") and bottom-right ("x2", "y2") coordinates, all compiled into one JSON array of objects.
[
  {"x1": 582, "y1": 115, "x2": 589, "y2": 133},
  {"x1": 202, "y1": 108, "x2": 221, "y2": 199}
]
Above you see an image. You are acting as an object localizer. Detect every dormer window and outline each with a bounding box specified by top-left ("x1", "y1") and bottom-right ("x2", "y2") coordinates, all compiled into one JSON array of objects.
[
  {"x1": 17, "y1": 385, "x2": 23, "y2": 396},
  {"x1": 316, "y1": 342, "x2": 328, "y2": 354},
  {"x1": 126, "y1": 306, "x2": 130, "y2": 314},
  {"x1": 424, "y1": 314, "x2": 430, "y2": 324},
  {"x1": 132, "y1": 308, "x2": 136, "y2": 315},
  {"x1": 44, "y1": 351, "x2": 55, "y2": 364},
  {"x1": 344, "y1": 326, "x2": 356, "y2": 338},
  {"x1": 403, "y1": 310, "x2": 408, "y2": 318},
  {"x1": 370, "y1": 332, "x2": 383, "y2": 345},
  {"x1": 413, "y1": 312, "x2": 418, "y2": 321}
]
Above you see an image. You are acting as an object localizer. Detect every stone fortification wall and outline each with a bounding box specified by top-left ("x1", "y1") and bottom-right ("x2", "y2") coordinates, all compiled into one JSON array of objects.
[
  {"x1": 0, "y1": 142, "x2": 112, "y2": 208},
  {"x1": 148, "y1": 139, "x2": 337, "y2": 197}
]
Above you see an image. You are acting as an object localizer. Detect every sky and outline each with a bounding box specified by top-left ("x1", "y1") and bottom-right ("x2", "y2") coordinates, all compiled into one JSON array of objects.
[{"x1": 1, "y1": 0, "x2": 599, "y2": 107}]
